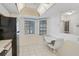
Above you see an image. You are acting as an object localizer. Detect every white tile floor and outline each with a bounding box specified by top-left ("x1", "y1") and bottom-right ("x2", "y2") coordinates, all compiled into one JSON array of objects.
[
  {"x1": 57, "y1": 40, "x2": 79, "y2": 56},
  {"x1": 6, "y1": 36, "x2": 79, "y2": 56},
  {"x1": 19, "y1": 36, "x2": 55, "y2": 56}
]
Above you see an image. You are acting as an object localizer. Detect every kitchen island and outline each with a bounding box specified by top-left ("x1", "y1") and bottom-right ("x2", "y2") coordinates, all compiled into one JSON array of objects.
[{"x1": 0, "y1": 40, "x2": 12, "y2": 56}]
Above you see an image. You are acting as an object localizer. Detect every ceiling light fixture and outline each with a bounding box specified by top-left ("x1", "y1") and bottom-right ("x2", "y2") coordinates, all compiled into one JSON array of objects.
[{"x1": 65, "y1": 10, "x2": 75, "y2": 15}]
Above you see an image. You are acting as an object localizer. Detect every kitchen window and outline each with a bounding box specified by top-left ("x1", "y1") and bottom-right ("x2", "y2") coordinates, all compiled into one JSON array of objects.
[
  {"x1": 39, "y1": 20, "x2": 47, "y2": 35},
  {"x1": 24, "y1": 21, "x2": 35, "y2": 34}
]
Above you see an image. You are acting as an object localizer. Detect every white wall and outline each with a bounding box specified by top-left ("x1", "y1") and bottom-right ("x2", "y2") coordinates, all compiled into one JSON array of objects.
[
  {"x1": 50, "y1": 15, "x2": 79, "y2": 40},
  {"x1": 42, "y1": 8, "x2": 79, "y2": 41},
  {"x1": 35, "y1": 19, "x2": 39, "y2": 35},
  {"x1": 47, "y1": 15, "x2": 61, "y2": 35},
  {"x1": 70, "y1": 13, "x2": 79, "y2": 35}
]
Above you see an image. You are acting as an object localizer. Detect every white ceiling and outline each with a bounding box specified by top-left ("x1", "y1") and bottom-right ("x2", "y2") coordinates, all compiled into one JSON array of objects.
[
  {"x1": 1, "y1": 3, "x2": 18, "y2": 14},
  {"x1": 24, "y1": 3, "x2": 40, "y2": 10},
  {"x1": 1, "y1": 3, "x2": 79, "y2": 17},
  {"x1": 42, "y1": 3, "x2": 79, "y2": 17},
  {"x1": 0, "y1": 3, "x2": 53, "y2": 16}
]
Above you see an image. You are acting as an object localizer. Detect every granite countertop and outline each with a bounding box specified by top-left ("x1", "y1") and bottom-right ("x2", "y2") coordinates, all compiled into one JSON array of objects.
[{"x1": 0, "y1": 40, "x2": 12, "y2": 53}]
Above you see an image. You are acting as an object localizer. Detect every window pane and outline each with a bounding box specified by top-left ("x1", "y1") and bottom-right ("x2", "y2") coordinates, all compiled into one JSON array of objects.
[
  {"x1": 24, "y1": 21, "x2": 35, "y2": 34},
  {"x1": 64, "y1": 21, "x2": 69, "y2": 33},
  {"x1": 39, "y1": 20, "x2": 47, "y2": 35}
]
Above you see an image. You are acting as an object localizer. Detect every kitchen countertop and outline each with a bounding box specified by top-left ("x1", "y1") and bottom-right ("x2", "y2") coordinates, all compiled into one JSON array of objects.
[{"x1": 0, "y1": 40, "x2": 12, "y2": 53}]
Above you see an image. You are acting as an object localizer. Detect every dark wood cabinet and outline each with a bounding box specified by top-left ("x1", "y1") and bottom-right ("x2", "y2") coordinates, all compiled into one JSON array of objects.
[
  {"x1": 0, "y1": 16, "x2": 16, "y2": 39},
  {"x1": 0, "y1": 15, "x2": 17, "y2": 56}
]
